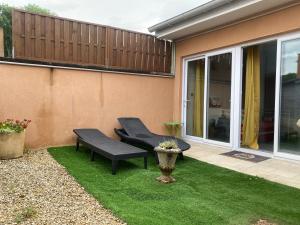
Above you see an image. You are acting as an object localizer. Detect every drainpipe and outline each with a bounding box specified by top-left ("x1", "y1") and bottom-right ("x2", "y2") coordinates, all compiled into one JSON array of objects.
[{"x1": 171, "y1": 42, "x2": 176, "y2": 75}]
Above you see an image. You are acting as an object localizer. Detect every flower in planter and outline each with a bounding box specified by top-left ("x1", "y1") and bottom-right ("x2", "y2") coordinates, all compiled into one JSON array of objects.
[
  {"x1": 0, "y1": 119, "x2": 31, "y2": 159},
  {"x1": 0, "y1": 119, "x2": 31, "y2": 134},
  {"x1": 297, "y1": 119, "x2": 300, "y2": 128}
]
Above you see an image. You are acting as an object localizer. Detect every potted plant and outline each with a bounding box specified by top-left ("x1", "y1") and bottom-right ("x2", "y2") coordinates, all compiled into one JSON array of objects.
[
  {"x1": 0, "y1": 119, "x2": 31, "y2": 159},
  {"x1": 164, "y1": 121, "x2": 182, "y2": 137},
  {"x1": 154, "y1": 140, "x2": 182, "y2": 183}
]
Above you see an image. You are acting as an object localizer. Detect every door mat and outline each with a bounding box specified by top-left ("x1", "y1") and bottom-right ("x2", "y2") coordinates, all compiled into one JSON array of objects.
[{"x1": 221, "y1": 151, "x2": 269, "y2": 163}]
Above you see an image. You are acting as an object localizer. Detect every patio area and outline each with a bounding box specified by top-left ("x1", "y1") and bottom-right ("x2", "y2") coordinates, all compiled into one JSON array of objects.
[{"x1": 185, "y1": 141, "x2": 300, "y2": 189}]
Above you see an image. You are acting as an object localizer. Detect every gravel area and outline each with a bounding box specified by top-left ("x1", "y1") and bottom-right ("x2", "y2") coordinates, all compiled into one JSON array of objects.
[{"x1": 0, "y1": 150, "x2": 125, "y2": 225}]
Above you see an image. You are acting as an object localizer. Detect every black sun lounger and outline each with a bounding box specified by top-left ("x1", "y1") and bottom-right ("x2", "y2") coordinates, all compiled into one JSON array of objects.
[
  {"x1": 114, "y1": 118, "x2": 191, "y2": 163},
  {"x1": 73, "y1": 129, "x2": 148, "y2": 175}
]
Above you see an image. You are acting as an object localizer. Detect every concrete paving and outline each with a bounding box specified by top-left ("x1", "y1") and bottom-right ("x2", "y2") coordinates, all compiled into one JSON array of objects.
[{"x1": 185, "y1": 141, "x2": 300, "y2": 189}]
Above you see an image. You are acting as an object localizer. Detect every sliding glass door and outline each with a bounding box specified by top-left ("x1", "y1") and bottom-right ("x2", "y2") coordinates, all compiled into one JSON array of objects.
[
  {"x1": 278, "y1": 37, "x2": 300, "y2": 156},
  {"x1": 207, "y1": 53, "x2": 232, "y2": 143},
  {"x1": 183, "y1": 50, "x2": 233, "y2": 145},
  {"x1": 183, "y1": 33, "x2": 300, "y2": 160},
  {"x1": 240, "y1": 41, "x2": 277, "y2": 152},
  {"x1": 185, "y1": 58, "x2": 205, "y2": 138}
]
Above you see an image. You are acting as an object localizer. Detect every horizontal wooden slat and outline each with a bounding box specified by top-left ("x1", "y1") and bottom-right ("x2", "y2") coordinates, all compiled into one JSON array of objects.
[{"x1": 12, "y1": 9, "x2": 173, "y2": 74}]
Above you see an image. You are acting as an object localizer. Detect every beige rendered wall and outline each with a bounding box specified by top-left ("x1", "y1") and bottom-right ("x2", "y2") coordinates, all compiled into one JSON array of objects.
[
  {"x1": 174, "y1": 4, "x2": 300, "y2": 121},
  {"x1": 0, "y1": 64, "x2": 174, "y2": 149}
]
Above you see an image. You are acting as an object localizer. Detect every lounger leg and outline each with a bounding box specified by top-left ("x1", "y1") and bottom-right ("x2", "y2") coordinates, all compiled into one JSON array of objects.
[
  {"x1": 179, "y1": 152, "x2": 184, "y2": 160},
  {"x1": 144, "y1": 156, "x2": 147, "y2": 169},
  {"x1": 112, "y1": 160, "x2": 118, "y2": 175},
  {"x1": 76, "y1": 138, "x2": 79, "y2": 151},
  {"x1": 90, "y1": 151, "x2": 95, "y2": 161}
]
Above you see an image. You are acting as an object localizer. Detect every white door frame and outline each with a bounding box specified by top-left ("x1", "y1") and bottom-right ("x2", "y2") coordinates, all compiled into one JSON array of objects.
[
  {"x1": 181, "y1": 31, "x2": 300, "y2": 160},
  {"x1": 273, "y1": 33, "x2": 300, "y2": 161},
  {"x1": 182, "y1": 54, "x2": 205, "y2": 142},
  {"x1": 182, "y1": 47, "x2": 235, "y2": 148},
  {"x1": 235, "y1": 38, "x2": 278, "y2": 158}
]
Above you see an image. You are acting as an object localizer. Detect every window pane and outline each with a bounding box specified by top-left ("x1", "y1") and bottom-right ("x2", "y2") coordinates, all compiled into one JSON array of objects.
[
  {"x1": 240, "y1": 42, "x2": 277, "y2": 151},
  {"x1": 186, "y1": 59, "x2": 205, "y2": 137},
  {"x1": 207, "y1": 53, "x2": 232, "y2": 143},
  {"x1": 279, "y1": 38, "x2": 300, "y2": 155}
]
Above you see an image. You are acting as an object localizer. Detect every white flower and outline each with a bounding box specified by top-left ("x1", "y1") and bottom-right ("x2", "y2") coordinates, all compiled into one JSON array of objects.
[{"x1": 297, "y1": 119, "x2": 300, "y2": 128}]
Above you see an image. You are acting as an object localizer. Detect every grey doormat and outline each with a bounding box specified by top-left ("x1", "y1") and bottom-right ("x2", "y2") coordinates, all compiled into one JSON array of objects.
[{"x1": 221, "y1": 151, "x2": 269, "y2": 163}]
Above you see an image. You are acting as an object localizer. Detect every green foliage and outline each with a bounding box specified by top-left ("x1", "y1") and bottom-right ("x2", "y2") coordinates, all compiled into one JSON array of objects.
[
  {"x1": 158, "y1": 140, "x2": 178, "y2": 149},
  {"x1": 164, "y1": 121, "x2": 182, "y2": 137},
  {"x1": 282, "y1": 73, "x2": 297, "y2": 82},
  {"x1": 0, "y1": 3, "x2": 56, "y2": 57},
  {"x1": 15, "y1": 206, "x2": 37, "y2": 224},
  {"x1": 49, "y1": 146, "x2": 300, "y2": 225},
  {"x1": 0, "y1": 119, "x2": 31, "y2": 134},
  {"x1": 0, "y1": 4, "x2": 12, "y2": 57},
  {"x1": 23, "y1": 4, "x2": 56, "y2": 16}
]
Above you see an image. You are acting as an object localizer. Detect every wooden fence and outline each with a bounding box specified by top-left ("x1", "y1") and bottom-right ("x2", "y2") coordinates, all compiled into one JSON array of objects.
[{"x1": 12, "y1": 9, "x2": 173, "y2": 74}]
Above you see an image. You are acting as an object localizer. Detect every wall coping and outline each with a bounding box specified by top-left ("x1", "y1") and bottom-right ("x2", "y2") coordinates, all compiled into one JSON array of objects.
[{"x1": 0, "y1": 60, "x2": 175, "y2": 79}]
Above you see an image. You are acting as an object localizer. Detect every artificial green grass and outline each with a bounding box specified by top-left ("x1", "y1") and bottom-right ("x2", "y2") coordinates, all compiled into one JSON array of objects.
[{"x1": 48, "y1": 146, "x2": 300, "y2": 225}]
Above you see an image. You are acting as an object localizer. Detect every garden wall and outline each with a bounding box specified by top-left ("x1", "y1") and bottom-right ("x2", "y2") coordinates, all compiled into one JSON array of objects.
[{"x1": 0, "y1": 63, "x2": 174, "y2": 149}]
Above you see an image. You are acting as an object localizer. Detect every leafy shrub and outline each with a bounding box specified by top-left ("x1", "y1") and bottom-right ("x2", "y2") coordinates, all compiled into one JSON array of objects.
[
  {"x1": 0, "y1": 4, "x2": 12, "y2": 57},
  {"x1": 0, "y1": 119, "x2": 31, "y2": 134}
]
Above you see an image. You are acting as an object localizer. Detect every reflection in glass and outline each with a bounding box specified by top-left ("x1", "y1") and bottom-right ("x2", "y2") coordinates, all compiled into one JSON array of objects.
[
  {"x1": 279, "y1": 38, "x2": 300, "y2": 155},
  {"x1": 207, "y1": 53, "x2": 232, "y2": 143},
  {"x1": 185, "y1": 59, "x2": 205, "y2": 137}
]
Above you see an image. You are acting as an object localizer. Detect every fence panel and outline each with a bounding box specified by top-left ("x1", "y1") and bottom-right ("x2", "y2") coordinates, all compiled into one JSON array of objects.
[{"x1": 12, "y1": 9, "x2": 173, "y2": 74}]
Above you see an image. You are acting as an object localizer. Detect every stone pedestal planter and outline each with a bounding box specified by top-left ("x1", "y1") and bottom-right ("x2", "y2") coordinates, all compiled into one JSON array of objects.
[
  {"x1": 155, "y1": 146, "x2": 182, "y2": 183},
  {"x1": 0, "y1": 131, "x2": 25, "y2": 159}
]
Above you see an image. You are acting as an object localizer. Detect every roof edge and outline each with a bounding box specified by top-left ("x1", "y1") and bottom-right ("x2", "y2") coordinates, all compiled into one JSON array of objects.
[{"x1": 148, "y1": 0, "x2": 237, "y2": 33}]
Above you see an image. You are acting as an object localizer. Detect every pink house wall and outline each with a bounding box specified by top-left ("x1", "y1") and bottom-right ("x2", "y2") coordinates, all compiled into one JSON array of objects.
[{"x1": 174, "y1": 4, "x2": 300, "y2": 121}]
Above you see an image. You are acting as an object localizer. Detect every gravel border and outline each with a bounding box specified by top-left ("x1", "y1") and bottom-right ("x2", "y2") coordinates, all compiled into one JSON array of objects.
[{"x1": 0, "y1": 150, "x2": 125, "y2": 225}]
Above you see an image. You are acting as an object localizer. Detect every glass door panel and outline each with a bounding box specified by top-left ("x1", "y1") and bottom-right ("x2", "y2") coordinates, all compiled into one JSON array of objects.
[
  {"x1": 240, "y1": 41, "x2": 277, "y2": 151},
  {"x1": 185, "y1": 58, "x2": 205, "y2": 137},
  {"x1": 279, "y1": 38, "x2": 300, "y2": 155},
  {"x1": 207, "y1": 53, "x2": 232, "y2": 143}
]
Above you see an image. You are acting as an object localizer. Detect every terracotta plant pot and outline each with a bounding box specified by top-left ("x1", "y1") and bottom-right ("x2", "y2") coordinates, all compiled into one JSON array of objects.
[
  {"x1": 154, "y1": 146, "x2": 182, "y2": 183},
  {"x1": 0, "y1": 131, "x2": 25, "y2": 159}
]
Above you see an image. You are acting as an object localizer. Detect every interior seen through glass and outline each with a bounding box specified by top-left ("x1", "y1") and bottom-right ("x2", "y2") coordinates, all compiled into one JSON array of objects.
[
  {"x1": 241, "y1": 41, "x2": 277, "y2": 151},
  {"x1": 279, "y1": 38, "x2": 300, "y2": 155},
  {"x1": 186, "y1": 58, "x2": 205, "y2": 137},
  {"x1": 207, "y1": 53, "x2": 232, "y2": 143}
]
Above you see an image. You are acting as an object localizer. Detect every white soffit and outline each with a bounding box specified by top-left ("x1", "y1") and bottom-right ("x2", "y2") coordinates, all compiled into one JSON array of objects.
[{"x1": 149, "y1": 0, "x2": 298, "y2": 40}]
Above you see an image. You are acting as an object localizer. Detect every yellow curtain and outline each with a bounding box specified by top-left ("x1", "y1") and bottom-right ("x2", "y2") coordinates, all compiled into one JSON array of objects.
[
  {"x1": 193, "y1": 60, "x2": 204, "y2": 137},
  {"x1": 242, "y1": 46, "x2": 260, "y2": 150}
]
